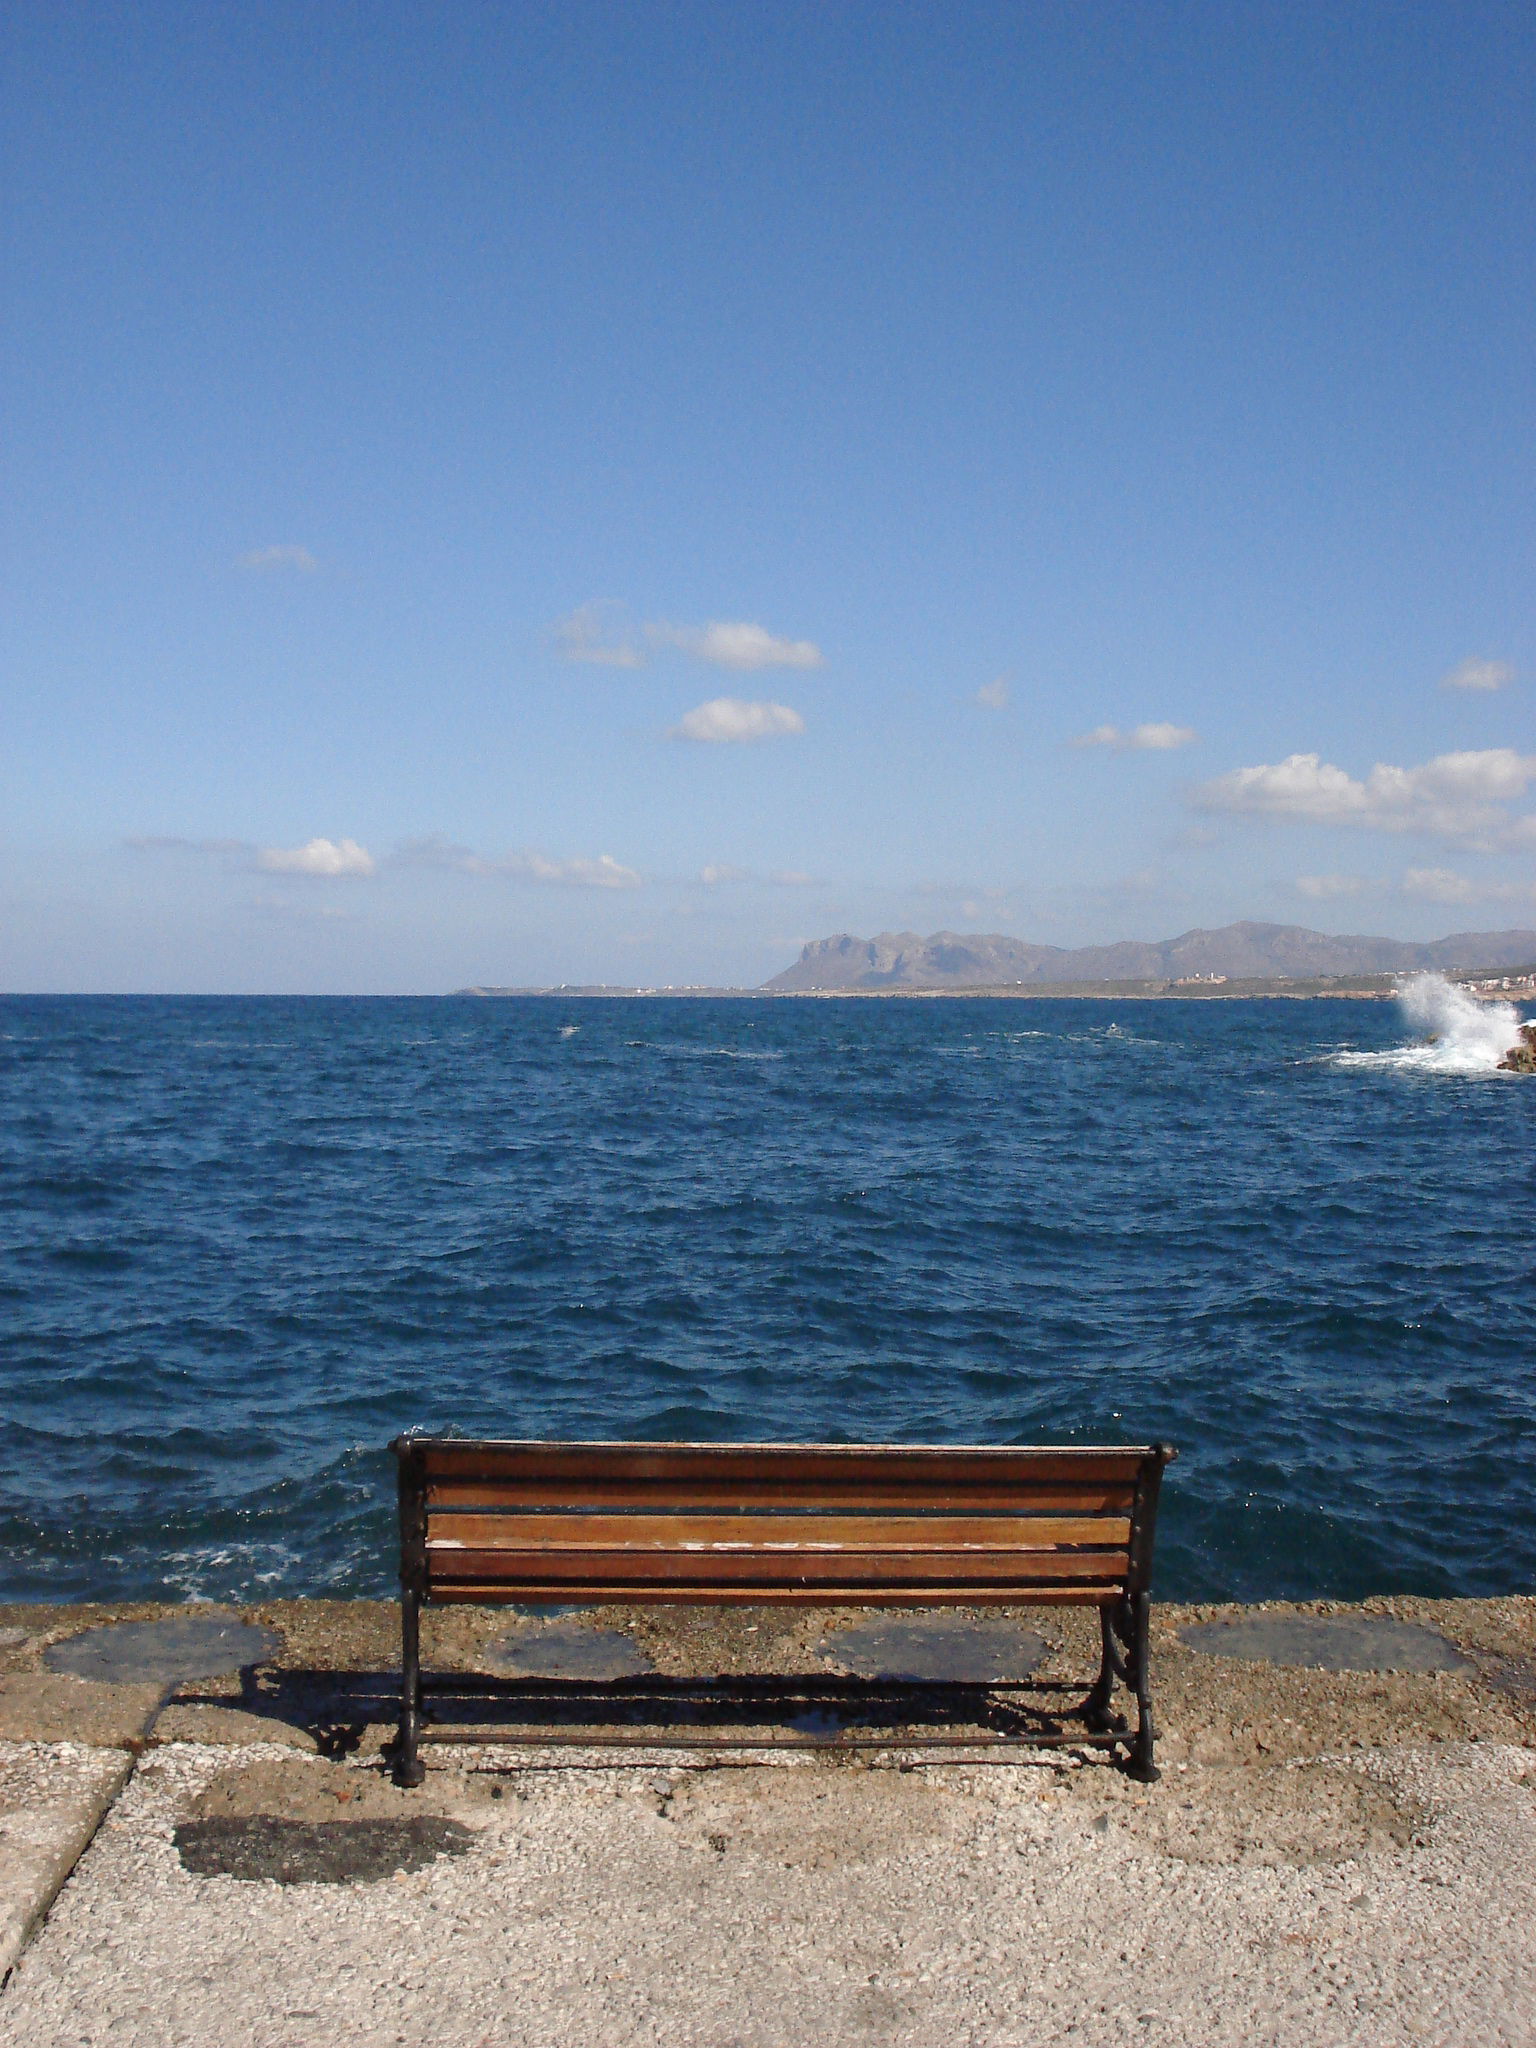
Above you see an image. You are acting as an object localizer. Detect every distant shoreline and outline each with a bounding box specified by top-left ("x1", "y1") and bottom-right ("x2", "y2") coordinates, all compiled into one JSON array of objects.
[{"x1": 458, "y1": 970, "x2": 1536, "y2": 1003}]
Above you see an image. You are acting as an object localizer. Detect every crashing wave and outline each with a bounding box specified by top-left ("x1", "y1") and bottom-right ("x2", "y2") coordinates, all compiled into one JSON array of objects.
[{"x1": 1336, "y1": 972, "x2": 1529, "y2": 1076}]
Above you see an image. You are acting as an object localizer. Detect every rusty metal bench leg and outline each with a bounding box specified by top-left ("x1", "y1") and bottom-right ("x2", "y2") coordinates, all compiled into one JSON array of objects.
[
  {"x1": 394, "y1": 1440, "x2": 428, "y2": 1788},
  {"x1": 1084, "y1": 1597, "x2": 1157, "y2": 1777},
  {"x1": 396, "y1": 1584, "x2": 426, "y2": 1788},
  {"x1": 1125, "y1": 1590, "x2": 1158, "y2": 1783}
]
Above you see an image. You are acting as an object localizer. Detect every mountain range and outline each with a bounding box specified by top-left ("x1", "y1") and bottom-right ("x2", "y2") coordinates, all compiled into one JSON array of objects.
[{"x1": 763, "y1": 922, "x2": 1536, "y2": 991}]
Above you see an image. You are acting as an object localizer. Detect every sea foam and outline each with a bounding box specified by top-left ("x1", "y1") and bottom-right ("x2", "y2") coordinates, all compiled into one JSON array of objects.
[{"x1": 1337, "y1": 972, "x2": 1522, "y2": 1076}]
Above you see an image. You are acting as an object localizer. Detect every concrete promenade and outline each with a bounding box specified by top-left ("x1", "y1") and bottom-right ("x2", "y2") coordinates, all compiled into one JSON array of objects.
[{"x1": 1, "y1": 1594, "x2": 1533, "y2": 2047}]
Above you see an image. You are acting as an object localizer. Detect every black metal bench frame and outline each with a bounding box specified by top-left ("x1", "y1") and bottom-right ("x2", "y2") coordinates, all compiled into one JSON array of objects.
[{"x1": 391, "y1": 1436, "x2": 1175, "y2": 1785}]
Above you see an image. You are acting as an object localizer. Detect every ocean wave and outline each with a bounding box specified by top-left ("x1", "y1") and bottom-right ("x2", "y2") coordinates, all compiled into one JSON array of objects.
[{"x1": 1335, "y1": 973, "x2": 1525, "y2": 1076}]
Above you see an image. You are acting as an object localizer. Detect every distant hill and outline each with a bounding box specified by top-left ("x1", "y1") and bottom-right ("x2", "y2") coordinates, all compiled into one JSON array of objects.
[{"x1": 763, "y1": 922, "x2": 1536, "y2": 991}]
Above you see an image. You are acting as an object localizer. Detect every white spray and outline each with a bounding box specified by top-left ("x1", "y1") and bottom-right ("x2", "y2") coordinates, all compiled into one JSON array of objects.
[{"x1": 1337, "y1": 971, "x2": 1523, "y2": 1075}]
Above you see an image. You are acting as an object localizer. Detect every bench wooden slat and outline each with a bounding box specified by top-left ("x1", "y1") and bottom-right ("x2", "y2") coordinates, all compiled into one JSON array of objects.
[
  {"x1": 425, "y1": 1546, "x2": 1129, "y2": 1586},
  {"x1": 425, "y1": 1512, "x2": 1134, "y2": 1552},
  {"x1": 426, "y1": 1580, "x2": 1126, "y2": 1606},
  {"x1": 425, "y1": 1479, "x2": 1139, "y2": 1514},
  {"x1": 414, "y1": 1441, "x2": 1149, "y2": 1488}
]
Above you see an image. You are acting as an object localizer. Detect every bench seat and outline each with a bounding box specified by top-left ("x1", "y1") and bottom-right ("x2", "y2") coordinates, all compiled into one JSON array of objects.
[{"x1": 392, "y1": 1437, "x2": 1175, "y2": 1781}]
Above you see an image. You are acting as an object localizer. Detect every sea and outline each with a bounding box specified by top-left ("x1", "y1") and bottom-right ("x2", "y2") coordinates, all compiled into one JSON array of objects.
[{"x1": 2, "y1": 979, "x2": 1532, "y2": 1608}]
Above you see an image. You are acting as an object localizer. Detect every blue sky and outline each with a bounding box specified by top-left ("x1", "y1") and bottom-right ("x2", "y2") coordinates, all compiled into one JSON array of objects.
[{"x1": 3, "y1": 1, "x2": 1532, "y2": 991}]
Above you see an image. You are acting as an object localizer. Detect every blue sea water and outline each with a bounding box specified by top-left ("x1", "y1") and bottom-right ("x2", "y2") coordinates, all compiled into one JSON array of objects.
[{"x1": 1, "y1": 992, "x2": 1532, "y2": 1607}]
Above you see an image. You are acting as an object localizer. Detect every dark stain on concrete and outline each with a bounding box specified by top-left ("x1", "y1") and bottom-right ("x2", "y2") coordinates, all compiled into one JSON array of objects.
[
  {"x1": 172, "y1": 1814, "x2": 475, "y2": 1884},
  {"x1": 1179, "y1": 1614, "x2": 1471, "y2": 1673},
  {"x1": 43, "y1": 1614, "x2": 282, "y2": 1685},
  {"x1": 817, "y1": 1616, "x2": 1048, "y2": 1682},
  {"x1": 481, "y1": 1619, "x2": 655, "y2": 1680}
]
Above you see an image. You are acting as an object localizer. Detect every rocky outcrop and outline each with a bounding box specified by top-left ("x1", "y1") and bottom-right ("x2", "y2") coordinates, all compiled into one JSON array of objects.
[{"x1": 1499, "y1": 1024, "x2": 1536, "y2": 1073}]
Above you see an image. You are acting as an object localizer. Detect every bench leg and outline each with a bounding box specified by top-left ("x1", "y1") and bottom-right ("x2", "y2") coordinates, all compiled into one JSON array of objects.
[
  {"x1": 1125, "y1": 1590, "x2": 1159, "y2": 1783},
  {"x1": 1083, "y1": 1609, "x2": 1126, "y2": 1735},
  {"x1": 396, "y1": 1586, "x2": 426, "y2": 1789},
  {"x1": 1084, "y1": 1599, "x2": 1158, "y2": 1779}
]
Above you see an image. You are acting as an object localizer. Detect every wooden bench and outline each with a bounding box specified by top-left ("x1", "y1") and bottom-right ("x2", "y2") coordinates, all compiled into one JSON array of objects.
[{"x1": 391, "y1": 1437, "x2": 1176, "y2": 1784}]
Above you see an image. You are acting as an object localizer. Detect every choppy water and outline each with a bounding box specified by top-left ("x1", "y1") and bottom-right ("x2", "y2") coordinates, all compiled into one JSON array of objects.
[{"x1": 2, "y1": 991, "x2": 1532, "y2": 1605}]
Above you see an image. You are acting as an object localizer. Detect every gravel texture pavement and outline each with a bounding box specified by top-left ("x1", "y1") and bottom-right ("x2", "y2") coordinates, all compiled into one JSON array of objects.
[
  {"x1": 0, "y1": 1743, "x2": 132, "y2": 1982},
  {"x1": 1, "y1": 1596, "x2": 1535, "y2": 2044},
  {"x1": 1, "y1": 1737, "x2": 1533, "y2": 2048}
]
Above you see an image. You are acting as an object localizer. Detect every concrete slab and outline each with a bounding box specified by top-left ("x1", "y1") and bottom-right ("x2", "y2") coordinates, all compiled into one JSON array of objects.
[
  {"x1": 0, "y1": 1599, "x2": 1531, "y2": 2043},
  {"x1": 0, "y1": 1675, "x2": 168, "y2": 1749},
  {"x1": 4, "y1": 1737, "x2": 1536, "y2": 2046},
  {"x1": 6, "y1": 1596, "x2": 1534, "y2": 1765},
  {"x1": 2, "y1": 1612, "x2": 283, "y2": 1751},
  {"x1": 150, "y1": 1703, "x2": 323, "y2": 1751},
  {"x1": 0, "y1": 1743, "x2": 132, "y2": 1985}
]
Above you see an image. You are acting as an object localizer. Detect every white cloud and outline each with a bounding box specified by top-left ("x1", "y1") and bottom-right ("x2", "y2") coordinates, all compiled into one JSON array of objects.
[
  {"x1": 1401, "y1": 867, "x2": 1478, "y2": 904},
  {"x1": 132, "y1": 833, "x2": 377, "y2": 877},
  {"x1": 549, "y1": 607, "x2": 823, "y2": 672},
  {"x1": 1193, "y1": 747, "x2": 1536, "y2": 850},
  {"x1": 239, "y1": 545, "x2": 318, "y2": 573},
  {"x1": 257, "y1": 837, "x2": 376, "y2": 877},
  {"x1": 506, "y1": 851, "x2": 640, "y2": 888},
  {"x1": 1400, "y1": 866, "x2": 1536, "y2": 907},
  {"x1": 132, "y1": 830, "x2": 639, "y2": 890},
  {"x1": 651, "y1": 621, "x2": 823, "y2": 670},
  {"x1": 395, "y1": 835, "x2": 639, "y2": 888},
  {"x1": 974, "y1": 675, "x2": 1010, "y2": 710},
  {"x1": 699, "y1": 863, "x2": 815, "y2": 886},
  {"x1": 1295, "y1": 873, "x2": 1371, "y2": 900},
  {"x1": 670, "y1": 697, "x2": 806, "y2": 743},
  {"x1": 1442, "y1": 657, "x2": 1515, "y2": 692},
  {"x1": 552, "y1": 601, "x2": 645, "y2": 668},
  {"x1": 1071, "y1": 722, "x2": 1197, "y2": 752}
]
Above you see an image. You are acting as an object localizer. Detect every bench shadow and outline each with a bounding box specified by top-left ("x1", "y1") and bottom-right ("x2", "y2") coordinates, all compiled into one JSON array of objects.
[
  {"x1": 169, "y1": 1665, "x2": 1111, "y2": 1758},
  {"x1": 168, "y1": 1666, "x2": 401, "y2": 1757}
]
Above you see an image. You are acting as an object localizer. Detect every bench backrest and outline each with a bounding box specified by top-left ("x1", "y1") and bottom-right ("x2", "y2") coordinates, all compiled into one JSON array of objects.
[{"x1": 394, "y1": 1438, "x2": 1174, "y2": 1608}]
